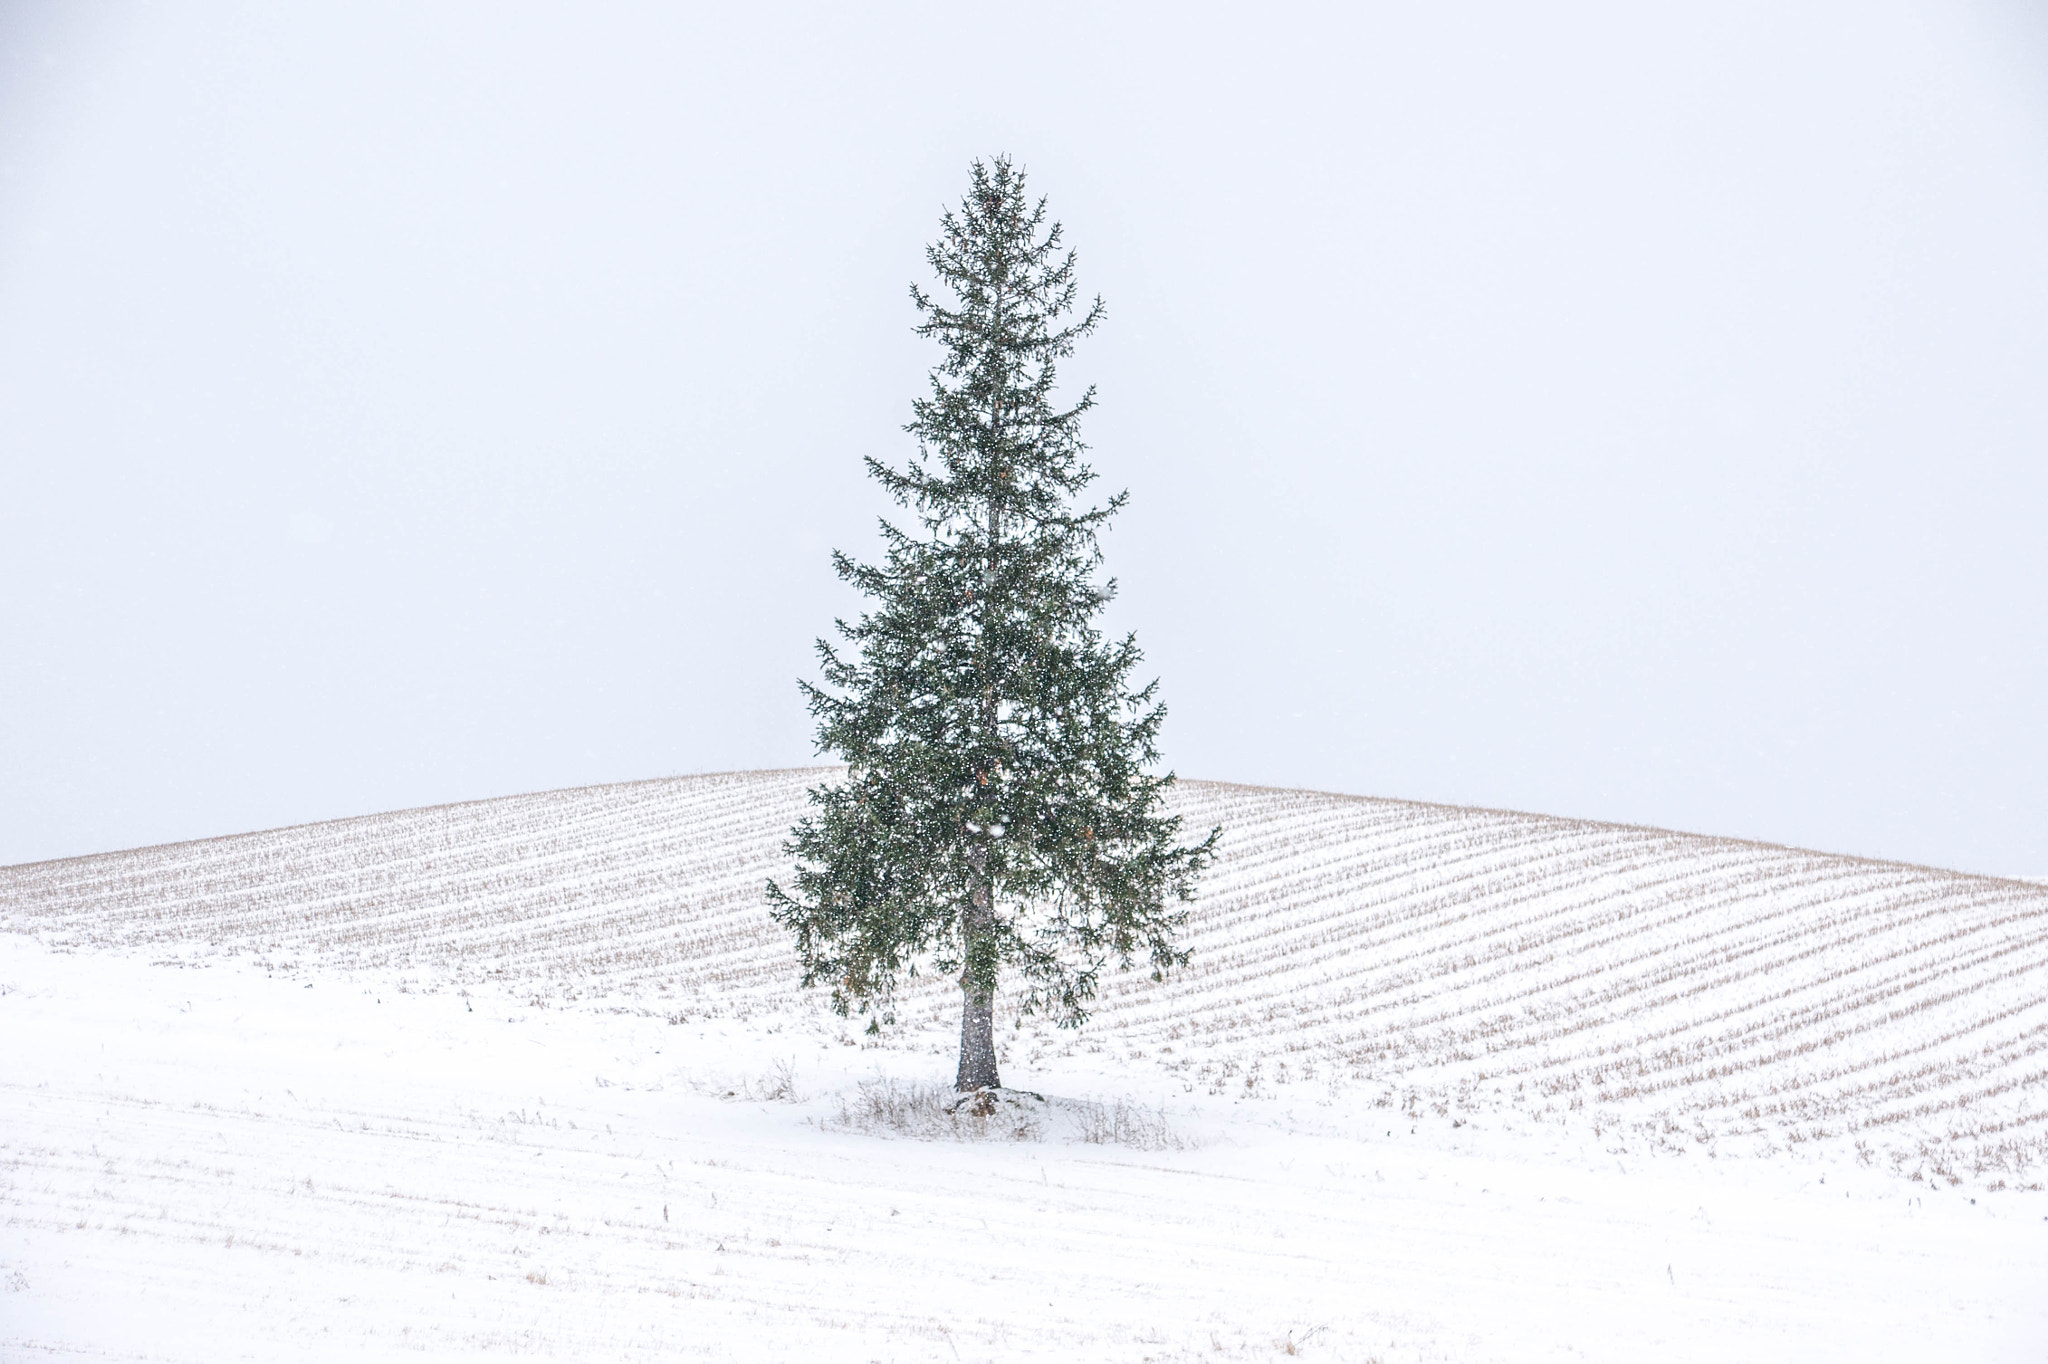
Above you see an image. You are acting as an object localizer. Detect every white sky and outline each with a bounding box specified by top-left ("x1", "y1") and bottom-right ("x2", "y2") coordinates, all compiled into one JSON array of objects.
[{"x1": 3, "y1": 1, "x2": 2046, "y2": 874}]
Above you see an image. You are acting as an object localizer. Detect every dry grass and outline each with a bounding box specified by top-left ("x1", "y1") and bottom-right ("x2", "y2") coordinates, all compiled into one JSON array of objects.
[
  {"x1": 818, "y1": 1078, "x2": 1187, "y2": 1150},
  {"x1": 822, "y1": 1078, "x2": 1047, "y2": 1143},
  {"x1": 1073, "y1": 1095, "x2": 1185, "y2": 1151}
]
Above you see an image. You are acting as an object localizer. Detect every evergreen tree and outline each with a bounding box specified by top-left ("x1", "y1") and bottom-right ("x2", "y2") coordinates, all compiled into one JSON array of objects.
[{"x1": 768, "y1": 156, "x2": 1217, "y2": 1094}]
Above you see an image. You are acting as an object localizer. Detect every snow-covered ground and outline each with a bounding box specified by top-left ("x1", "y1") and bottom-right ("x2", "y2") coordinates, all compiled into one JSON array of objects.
[{"x1": 4, "y1": 770, "x2": 2047, "y2": 1360}]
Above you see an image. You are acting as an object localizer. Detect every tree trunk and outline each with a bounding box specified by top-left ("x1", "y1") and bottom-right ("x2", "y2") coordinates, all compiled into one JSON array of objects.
[
  {"x1": 956, "y1": 965, "x2": 999, "y2": 1092},
  {"x1": 956, "y1": 299, "x2": 1004, "y2": 1098},
  {"x1": 956, "y1": 865, "x2": 1001, "y2": 1091}
]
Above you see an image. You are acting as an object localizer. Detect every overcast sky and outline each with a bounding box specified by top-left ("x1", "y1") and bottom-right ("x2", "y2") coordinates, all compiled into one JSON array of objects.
[{"x1": 4, "y1": 1, "x2": 2046, "y2": 875}]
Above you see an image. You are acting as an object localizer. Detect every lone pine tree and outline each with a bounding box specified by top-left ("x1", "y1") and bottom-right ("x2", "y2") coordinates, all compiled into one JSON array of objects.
[{"x1": 767, "y1": 156, "x2": 1217, "y2": 1094}]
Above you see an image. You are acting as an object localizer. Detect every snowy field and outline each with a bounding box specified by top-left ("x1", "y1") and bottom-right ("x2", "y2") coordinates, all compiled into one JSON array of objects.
[{"x1": 4, "y1": 769, "x2": 2046, "y2": 1361}]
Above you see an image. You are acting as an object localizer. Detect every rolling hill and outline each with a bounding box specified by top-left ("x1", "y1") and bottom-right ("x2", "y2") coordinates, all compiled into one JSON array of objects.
[{"x1": 9, "y1": 767, "x2": 2045, "y2": 1186}]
